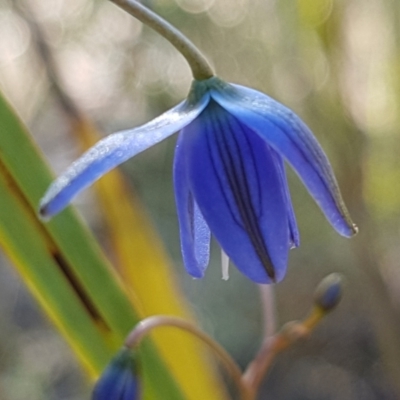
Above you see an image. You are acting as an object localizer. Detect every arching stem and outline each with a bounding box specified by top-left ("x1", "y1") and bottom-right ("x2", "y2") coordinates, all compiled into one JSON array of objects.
[
  {"x1": 243, "y1": 307, "x2": 327, "y2": 396},
  {"x1": 110, "y1": 0, "x2": 214, "y2": 80},
  {"x1": 125, "y1": 315, "x2": 253, "y2": 400}
]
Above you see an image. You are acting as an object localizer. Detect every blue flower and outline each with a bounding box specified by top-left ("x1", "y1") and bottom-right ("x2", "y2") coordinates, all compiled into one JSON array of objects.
[
  {"x1": 92, "y1": 348, "x2": 141, "y2": 400},
  {"x1": 39, "y1": 77, "x2": 357, "y2": 284}
]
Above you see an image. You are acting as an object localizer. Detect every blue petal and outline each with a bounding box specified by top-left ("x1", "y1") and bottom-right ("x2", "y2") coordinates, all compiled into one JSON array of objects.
[
  {"x1": 39, "y1": 95, "x2": 210, "y2": 218},
  {"x1": 92, "y1": 357, "x2": 140, "y2": 400},
  {"x1": 183, "y1": 101, "x2": 290, "y2": 284},
  {"x1": 173, "y1": 132, "x2": 211, "y2": 278},
  {"x1": 93, "y1": 368, "x2": 139, "y2": 400},
  {"x1": 211, "y1": 83, "x2": 357, "y2": 237},
  {"x1": 271, "y1": 151, "x2": 300, "y2": 248}
]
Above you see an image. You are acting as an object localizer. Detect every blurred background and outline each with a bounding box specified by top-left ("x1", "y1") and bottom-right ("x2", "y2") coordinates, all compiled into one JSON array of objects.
[{"x1": 1, "y1": 0, "x2": 400, "y2": 398}]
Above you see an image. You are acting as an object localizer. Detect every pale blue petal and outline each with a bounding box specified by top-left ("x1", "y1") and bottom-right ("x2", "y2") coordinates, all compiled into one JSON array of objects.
[
  {"x1": 40, "y1": 95, "x2": 210, "y2": 218},
  {"x1": 271, "y1": 150, "x2": 300, "y2": 248},
  {"x1": 211, "y1": 83, "x2": 357, "y2": 237},
  {"x1": 184, "y1": 101, "x2": 290, "y2": 284},
  {"x1": 173, "y1": 132, "x2": 211, "y2": 278}
]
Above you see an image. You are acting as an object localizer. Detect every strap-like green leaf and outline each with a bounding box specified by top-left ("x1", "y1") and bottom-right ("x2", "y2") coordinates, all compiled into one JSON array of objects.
[{"x1": 0, "y1": 91, "x2": 185, "y2": 400}]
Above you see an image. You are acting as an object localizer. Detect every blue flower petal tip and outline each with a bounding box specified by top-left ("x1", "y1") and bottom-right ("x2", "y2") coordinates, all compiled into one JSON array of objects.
[
  {"x1": 39, "y1": 76, "x2": 357, "y2": 284},
  {"x1": 92, "y1": 348, "x2": 141, "y2": 400}
]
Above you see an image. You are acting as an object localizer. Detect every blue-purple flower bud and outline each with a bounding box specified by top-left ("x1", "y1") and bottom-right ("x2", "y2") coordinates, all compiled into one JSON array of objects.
[
  {"x1": 314, "y1": 273, "x2": 343, "y2": 312},
  {"x1": 92, "y1": 348, "x2": 141, "y2": 400}
]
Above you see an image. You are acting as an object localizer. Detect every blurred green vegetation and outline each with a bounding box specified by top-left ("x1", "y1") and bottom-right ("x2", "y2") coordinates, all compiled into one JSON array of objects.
[{"x1": 1, "y1": 0, "x2": 400, "y2": 399}]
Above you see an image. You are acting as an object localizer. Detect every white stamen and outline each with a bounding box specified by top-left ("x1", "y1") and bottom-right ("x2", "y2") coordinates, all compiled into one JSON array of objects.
[{"x1": 221, "y1": 249, "x2": 230, "y2": 280}]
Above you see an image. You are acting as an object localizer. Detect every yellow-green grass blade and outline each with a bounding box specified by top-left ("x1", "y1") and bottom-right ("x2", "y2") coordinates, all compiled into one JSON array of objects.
[
  {"x1": 72, "y1": 117, "x2": 227, "y2": 400},
  {"x1": 0, "y1": 92, "x2": 185, "y2": 400},
  {"x1": 0, "y1": 163, "x2": 112, "y2": 375}
]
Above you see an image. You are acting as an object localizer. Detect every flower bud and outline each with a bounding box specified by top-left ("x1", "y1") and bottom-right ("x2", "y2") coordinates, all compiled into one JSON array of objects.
[
  {"x1": 314, "y1": 273, "x2": 343, "y2": 312},
  {"x1": 92, "y1": 348, "x2": 141, "y2": 400}
]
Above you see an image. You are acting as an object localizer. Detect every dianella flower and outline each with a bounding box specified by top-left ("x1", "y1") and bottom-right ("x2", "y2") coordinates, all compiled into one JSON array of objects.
[
  {"x1": 92, "y1": 348, "x2": 141, "y2": 400},
  {"x1": 39, "y1": 76, "x2": 357, "y2": 284}
]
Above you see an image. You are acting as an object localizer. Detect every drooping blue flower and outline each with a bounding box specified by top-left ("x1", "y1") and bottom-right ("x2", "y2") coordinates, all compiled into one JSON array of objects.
[
  {"x1": 39, "y1": 77, "x2": 357, "y2": 284},
  {"x1": 92, "y1": 348, "x2": 141, "y2": 400}
]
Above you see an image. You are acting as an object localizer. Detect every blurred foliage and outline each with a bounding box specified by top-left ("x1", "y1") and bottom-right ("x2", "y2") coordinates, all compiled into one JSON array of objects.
[{"x1": 1, "y1": 0, "x2": 400, "y2": 399}]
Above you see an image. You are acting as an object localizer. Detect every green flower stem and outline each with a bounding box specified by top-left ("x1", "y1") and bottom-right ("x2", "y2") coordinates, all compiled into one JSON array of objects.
[
  {"x1": 125, "y1": 315, "x2": 252, "y2": 400},
  {"x1": 258, "y1": 284, "x2": 277, "y2": 337},
  {"x1": 110, "y1": 0, "x2": 214, "y2": 80}
]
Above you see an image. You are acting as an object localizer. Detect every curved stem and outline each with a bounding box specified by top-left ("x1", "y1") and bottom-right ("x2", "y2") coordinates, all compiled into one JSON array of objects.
[
  {"x1": 243, "y1": 335, "x2": 285, "y2": 395},
  {"x1": 125, "y1": 315, "x2": 252, "y2": 400},
  {"x1": 243, "y1": 308, "x2": 327, "y2": 396},
  {"x1": 110, "y1": 0, "x2": 214, "y2": 80}
]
